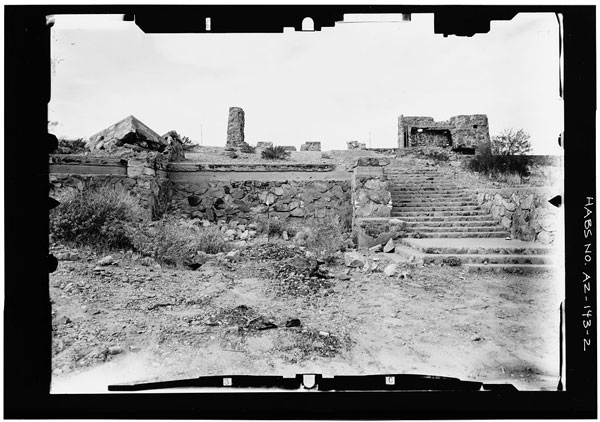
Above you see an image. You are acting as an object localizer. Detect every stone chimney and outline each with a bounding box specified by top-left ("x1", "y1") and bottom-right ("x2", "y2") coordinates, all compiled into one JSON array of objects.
[{"x1": 226, "y1": 107, "x2": 246, "y2": 148}]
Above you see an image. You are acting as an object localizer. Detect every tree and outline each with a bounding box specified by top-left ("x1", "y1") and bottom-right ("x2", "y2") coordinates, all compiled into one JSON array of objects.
[{"x1": 491, "y1": 128, "x2": 532, "y2": 155}]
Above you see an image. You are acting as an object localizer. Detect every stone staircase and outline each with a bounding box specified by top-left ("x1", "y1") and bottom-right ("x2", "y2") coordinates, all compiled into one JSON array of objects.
[
  {"x1": 386, "y1": 167, "x2": 509, "y2": 239},
  {"x1": 384, "y1": 162, "x2": 559, "y2": 274}
]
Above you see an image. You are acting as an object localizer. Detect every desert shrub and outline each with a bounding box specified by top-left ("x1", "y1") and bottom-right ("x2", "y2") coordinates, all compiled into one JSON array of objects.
[
  {"x1": 261, "y1": 146, "x2": 290, "y2": 160},
  {"x1": 254, "y1": 215, "x2": 296, "y2": 238},
  {"x1": 130, "y1": 217, "x2": 229, "y2": 267},
  {"x1": 300, "y1": 213, "x2": 348, "y2": 263},
  {"x1": 491, "y1": 128, "x2": 532, "y2": 155},
  {"x1": 56, "y1": 138, "x2": 89, "y2": 154},
  {"x1": 50, "y1": 186, "x2": 142, "y2": 250},
  {"x1": 442, "y1": 256, "x2": 462, "y2": 267},
  {"x1": 467, "y1": 153, "x2": 532, "y2": 179},
  {"x1": 240, "y1": 143, "x2": 256, "y2": 154}
]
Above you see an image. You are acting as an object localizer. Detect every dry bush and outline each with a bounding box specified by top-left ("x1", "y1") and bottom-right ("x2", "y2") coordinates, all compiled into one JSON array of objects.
[
  {"x1": 299, "y1": 213, "x2": 350, "y2": 263},
  {"x1": 130, "y1": 217, "x2": 229, "y2": 267},
  {"x1": 254, "y1": 215, "x2": 296, "y2": 238},
  {"x1": 50, "y1": 186, "x2": 142, "y2": 250},
  {"x1": 261, "y1": 146, "x2": 290, "y2": 160}
]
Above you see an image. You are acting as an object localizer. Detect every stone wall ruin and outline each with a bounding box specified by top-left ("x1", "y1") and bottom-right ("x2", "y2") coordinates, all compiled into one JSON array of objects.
[
  {"x1": 226, "y1": 107, "x2": 248, "y2": 149},
  {"x1": 398, "y1": 114, "x2": 491, "y2": 154}
]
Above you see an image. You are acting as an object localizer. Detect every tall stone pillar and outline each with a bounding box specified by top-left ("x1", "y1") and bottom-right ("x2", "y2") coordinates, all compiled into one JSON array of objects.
[{"x1": 226, "y1": 107, "x2": 245, "y2": 148}]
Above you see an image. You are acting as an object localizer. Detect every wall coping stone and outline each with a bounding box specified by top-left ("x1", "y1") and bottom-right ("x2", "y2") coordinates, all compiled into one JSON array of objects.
[
  {"x1": 50, "y1": 154, "x2": 127, "y2": 166},
  {"x1": 167, "y1": 162, "x2": 336, "y2": 172}
]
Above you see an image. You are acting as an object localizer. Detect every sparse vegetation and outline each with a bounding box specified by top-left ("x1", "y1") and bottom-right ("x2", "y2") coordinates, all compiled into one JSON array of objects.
[
  {"x1": 491, "y1": 128, "x2": 532, "y2": 155},
  {"x1": 130, "y1": 217, "x2": 229, "y2": 267},
  {"x1": 299, "y1": 213, "x2": 349, "y2": 263},
  {"x1": 467, "y1": 153, "x2": 532, "y2": 180},
  {"x1": 56, "y1": 138, "x2": 89, "y2": 154},
  {"x1": 261, "y1": 146, "x2": 290, "y2": 160},
  {"x1": 255, "y1": 216, "x2": 296, "y2": 238},
  {"x1": 442, "y1": 256, "x2": 462, "y2": 267},
  {"x1": 240, "y1": 143, "x2": 256, "y2": 154},
  {"x1": 50, "y1": 186, "x2": 142, "y2": 250}
]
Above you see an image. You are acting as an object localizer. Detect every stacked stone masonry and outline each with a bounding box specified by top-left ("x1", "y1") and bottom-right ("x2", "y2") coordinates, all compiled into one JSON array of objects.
[
  {"x1": 472, "y1": 188, "x2": 560, "y2": 244},
  {"x1": 300, "y1": 141, "x2": 321, "y2": 151},
  {"x1": 398, "y1": 114, "x2": 491, "y2": 154},
  {"x1": 351, "y1": 162, "x2": 392, "y2": 220},
  {"x1": 171, "y1": 180, "x2": 351, "y2": 224}
]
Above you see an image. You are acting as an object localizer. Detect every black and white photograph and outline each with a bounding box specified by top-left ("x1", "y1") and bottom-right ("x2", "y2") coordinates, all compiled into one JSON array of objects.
[{"x1": 3, "y1": 2, "x2": 596, "y2": 418}]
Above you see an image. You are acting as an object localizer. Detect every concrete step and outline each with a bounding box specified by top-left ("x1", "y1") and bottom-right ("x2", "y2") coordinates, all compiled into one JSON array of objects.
[
  {"x1": 393, "y1": 246, "x2": 556, "y2": 265},
  {"x1": 386, "y1": 176, "x2": 448, "y2": 181},
  {"x1": 464, "y1": 263, "x2": 558, "y2": 274},
  {"x1": 410, "y1": 226, "x2": 506, "y2": 233},
  {"x1": 399, "y1": 238, "x2": 554, "y2": 255},
  {"x1": 388, "y1": 182, "x2": 459, "y2": 187},
  {"x1": 389, "y1": 188, "x2": 464, "y2": 194},
  {"x1": 392, "y1": 205, "x2": 481, "y2": 212},
  {"x1": 423, "y1": 253, "x2": 555, "y2": 265},
  {"x1": 395, "y1": 215, "x2": 494, "y2": 222},
  {"x1": 393, "y1": 200, "x2": 478, "y2": 207},
  {"x1": 391, "y1": 210, "x2": 488, "y2": 217},
  {"x1": 391, "y1": 192, "x2": 471, "y2": 197},
  {"x1": 413, "y1": 231, "x2": 509, "y2": 239},
  {"x1": 404, "y1": 220, "x2": 499, "y2": 227}
]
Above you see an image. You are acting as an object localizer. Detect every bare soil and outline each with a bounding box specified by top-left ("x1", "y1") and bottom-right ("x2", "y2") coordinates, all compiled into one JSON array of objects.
[{"x1": 50, "y1": 240, "x2": 563, "y2": 393}]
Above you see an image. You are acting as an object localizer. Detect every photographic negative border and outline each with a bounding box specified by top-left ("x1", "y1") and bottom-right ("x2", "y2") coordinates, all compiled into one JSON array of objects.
[{"x1": 4, "y1": 3, "x2": 596, "y2": 419}]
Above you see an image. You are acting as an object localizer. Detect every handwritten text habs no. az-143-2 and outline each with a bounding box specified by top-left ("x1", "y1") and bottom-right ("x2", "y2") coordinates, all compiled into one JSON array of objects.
[{"x1": 582, "y1": 197, "x2": 593, "y2": 351}]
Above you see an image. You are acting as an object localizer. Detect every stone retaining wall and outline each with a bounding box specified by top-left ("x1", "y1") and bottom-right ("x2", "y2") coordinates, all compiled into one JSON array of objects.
[
  {"x1": 49, "y1": 173, "x2": 171, "y2": 220},
  {"x1": 351, "y1": 159, "x2": 392, "y2": 220},
  {"x1": 470, "y1": 187, "x2": 562, "y2": 244},
  {"x1": 170, "y1": 179, "x2": 351, "y2": 224},
  {"x1": 49, "y1": 154, "x2": 172, "y2": 220}
]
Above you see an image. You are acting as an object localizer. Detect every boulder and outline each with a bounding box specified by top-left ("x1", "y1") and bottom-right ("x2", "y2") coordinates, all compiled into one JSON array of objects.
[
  {"x1": 383, "y1": 264, "x2": 398, "y2": 277},
  {"x1": 369, "y1": 244, "x2": 383, "y2": 253},
  {"x1": 300, "y1": 141, "x2": 321, "y2": 151},
  {"x1": 86, "y1": 115, "x2": 167, "y2": 152},
  {"x1": 347, "y1": 140, "x2": 367, "y2": 150},
  {"x1": 97, "y1": 255, "x2": 116, "y2": 266},
  {"x1": 344, "y1": 251, "x2": 366, "y2": 268},
  {"x1": 383, "y1": 238, "x2": 396, "y2": 253},
  {"x1": 521, "y1": 194, "x2": 535, "y2": 210}
]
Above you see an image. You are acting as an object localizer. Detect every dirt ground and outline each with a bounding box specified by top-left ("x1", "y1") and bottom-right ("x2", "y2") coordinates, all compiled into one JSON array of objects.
[{"x1": 49, "y1": 239, "x2": 563, "y2": 393}]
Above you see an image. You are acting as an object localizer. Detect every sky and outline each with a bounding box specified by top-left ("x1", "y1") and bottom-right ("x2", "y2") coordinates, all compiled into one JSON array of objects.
[{"x1": 49, "y1": 12, "x2": 564, "y2": 154}]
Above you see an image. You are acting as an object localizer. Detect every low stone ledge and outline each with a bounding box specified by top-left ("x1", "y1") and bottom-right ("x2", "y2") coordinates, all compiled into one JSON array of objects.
[
  {"x1": 50, "y1": 154, "x2": 127, "y2": 166},
  {"x1": 167, "y1": 162, "x2": 336, "y2": 172}
]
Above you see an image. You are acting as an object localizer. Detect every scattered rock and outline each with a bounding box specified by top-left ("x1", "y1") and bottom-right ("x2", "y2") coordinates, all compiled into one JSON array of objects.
[
  {"x1": 383, "y1": 238, "x2": 396, "y2": 253},
  {"x1": 344, "y1": 252, "x2": 366, "y2": 268},
  {"x1": 369, "y1": 244, "x2": 383, "y2": 253},
  {"x1": 383, "y1": 264, "x2": 398, "y2": 277},
  {"x1": 239, "y1": 230, "x2": 249, "y2": 241},
  {"x1": 139, "y1": 257, "x2": 157, "y2": 267},
  {"x1": 285, "y1": 318, "x2": 301, "y2": 328},
  {"x1": 97, "y1": 255, "x2": 115, "y2": 266},
  {"x1": 282, "y1": 231, "x2": 289, "y2": 240},
  {"x1": 226, "y1": 250, "x2": 240, "y2": 261},
  {"x1": 129, "y1": 346, "x2": 142, "y2": 353},
  {"x1": 108, "y1": 346, "x2": 124, "y2": 355},
  {"x1": 56, "y1": 251, "x2": 79, "y2": 261},
  {"x1": 470, "y1": 335, "x2": 483, "y2": 342}
]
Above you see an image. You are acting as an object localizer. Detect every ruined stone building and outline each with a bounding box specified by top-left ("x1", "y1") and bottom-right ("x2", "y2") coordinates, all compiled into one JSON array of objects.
[{"x1": 398, "y1": 114, "x2": 491, "y2": 154}]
